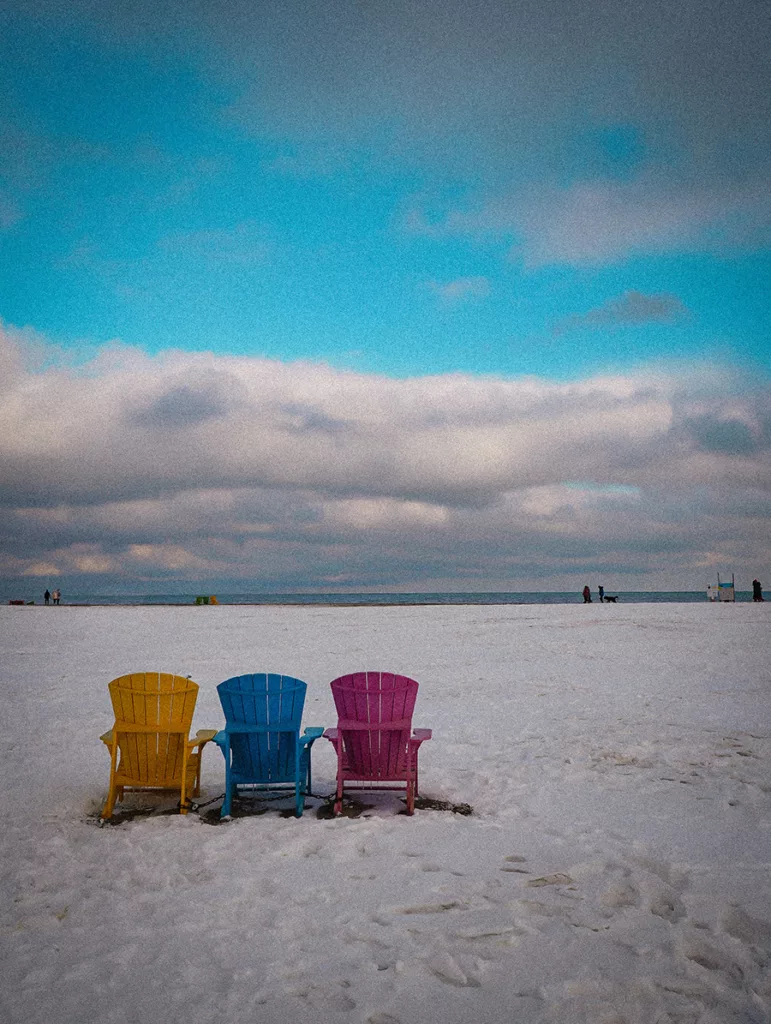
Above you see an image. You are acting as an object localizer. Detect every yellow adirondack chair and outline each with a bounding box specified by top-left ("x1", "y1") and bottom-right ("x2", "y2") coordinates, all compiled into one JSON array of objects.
[{"x1": 100, "y1": 672, "x2": 216, "y2": 819}]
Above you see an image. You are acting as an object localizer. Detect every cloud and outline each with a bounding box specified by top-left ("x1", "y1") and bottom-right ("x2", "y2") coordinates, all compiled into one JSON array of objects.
[
  {"x1": 0, "y1": 329, "x2": 679, "y2": 509},
  {"x1": 405, "y1": 176, "x2": 771, "y2": 266},
  {"x1": 1, "y1": 325, "x2": 769, "y2": 590},
  {"x1": 130, "y1": 369, "x2": 247, "y2": 429},
  {"x1": 426, "y1": 277, "x2": 490, "y2": 305},
  {"x1": 685, "y1": 416, "x2": 757, "y2": 456},
  {"x1": 13, "y1": 0, "x2": 769, "y2": 179},
  {"x1": 22, "y1": 561, "x2": 61, "y2": 578},
  {"x1": 518, "y1": 178, "x2": 771, "y2": 266},
  {"x1": 554, "y1": 291, "x2": 689, "y2": 335}
]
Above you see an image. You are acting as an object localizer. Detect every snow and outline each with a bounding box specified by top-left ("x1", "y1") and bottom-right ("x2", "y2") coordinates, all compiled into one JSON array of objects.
[{"x1": 1, "y1": 601, "x2": 769, "y2": 1024}]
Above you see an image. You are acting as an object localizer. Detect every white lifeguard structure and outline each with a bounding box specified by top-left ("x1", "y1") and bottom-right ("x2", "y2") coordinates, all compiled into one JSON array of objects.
[{"x1": 707, "y1": 573, "x2": 735, "y2": 602}]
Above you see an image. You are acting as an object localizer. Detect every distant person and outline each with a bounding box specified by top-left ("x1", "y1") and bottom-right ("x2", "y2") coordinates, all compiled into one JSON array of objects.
[
  {"x1": 582, "y1": 585, "x2": 591, "y2": 603},
  {"x1": 598, "y1": 585, "x2": 605, "y2": 603},
  {"x1": 44, "y1": 589, "x2": 51, "y2": 605},
  {"x1": 52, "y1": 588, "x2": 61, "y2": 605},
  {"x1": 752, "y1": 578, "x2": 764, "y2": 602}
]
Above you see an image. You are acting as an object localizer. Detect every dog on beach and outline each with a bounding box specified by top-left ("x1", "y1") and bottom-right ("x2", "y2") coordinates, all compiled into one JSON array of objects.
[{"x1": 603, "y1": 595, "x2": 619, "y2": 603}]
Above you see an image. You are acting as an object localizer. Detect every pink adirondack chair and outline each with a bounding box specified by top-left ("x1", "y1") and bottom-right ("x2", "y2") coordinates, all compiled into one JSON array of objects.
[{"x1": 324, "y1": 671, "x2": 432, "y2": 815}]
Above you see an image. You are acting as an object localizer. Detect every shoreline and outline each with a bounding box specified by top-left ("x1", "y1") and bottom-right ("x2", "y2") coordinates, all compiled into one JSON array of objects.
[{"x1": 5, "y1": 596, "x2": 761, "y2": 608}]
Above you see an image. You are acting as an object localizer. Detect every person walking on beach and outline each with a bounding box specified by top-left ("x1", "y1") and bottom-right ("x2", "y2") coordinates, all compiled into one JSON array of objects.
[
  {"x1": 582, "y1": 585, "x2": 592, "y2": 603},
  {"x1": 44, "y1": 589, "x2": 51, "y2": 605},
  {"x1": 752, "y1": 578, "x2": 764, "y2": 602},
  {"x1": 598, "y1": 585, "x2": 605, "y2": 603},
  {"x1": 52, "y1": 588, "x2": 61, "y2": 605}
]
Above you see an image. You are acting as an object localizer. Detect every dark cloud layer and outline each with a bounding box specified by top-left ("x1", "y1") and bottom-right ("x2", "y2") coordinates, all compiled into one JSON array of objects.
[
  {"x1": 8, "y1": 0, "x2": 770, "y2": 173},
  {"x1": 130, "y1": 370, "x2": 245, "y2": 429},
  {"x1": 686, "y1": 416, "x2": 758, "y2": 456},
  {"x1": 554, "y1": 291, "x2": 689, "y2": 335}
]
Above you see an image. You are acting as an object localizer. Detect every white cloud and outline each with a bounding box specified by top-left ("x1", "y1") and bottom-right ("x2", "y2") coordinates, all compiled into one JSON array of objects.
[
  {"x1": 326, "y1": 498, "x2": 449, "y2": 530},
  {"x1": 22, "y1": 561, "x2": 61, "y2": 578},
  {"x1": 405, "y1": 176, "x2": 771, "y2": 266},
  {"x1": 0, "y1": 335, "x2": 675, "y2": 507},
  {"x1": 519, "y1": 178, "x2": 771, "y2": 266},
  {"x1": 1, "y1": 326, "x2": 769, "y2": 589}
]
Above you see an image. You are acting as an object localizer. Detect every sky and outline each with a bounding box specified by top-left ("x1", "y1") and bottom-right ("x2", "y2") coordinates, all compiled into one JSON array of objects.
[{"x1": 1, "y1": 0, "x2": 769, "y2": 594}]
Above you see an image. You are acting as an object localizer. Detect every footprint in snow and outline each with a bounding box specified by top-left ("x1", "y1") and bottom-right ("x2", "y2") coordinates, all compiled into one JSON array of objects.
[
  {"x1": 600, "y1": 880, "x2": 639, "y2": 909},
  {"x1": 649, "y1": 888, "x2": 686, "y2": 922},
  {"x1": 426, "y1": 952, "x2": 481, "y2": 987},
  {"x1": 526, "y1": 873, "x2": 574, "y2": 888},
  {"x1": 720, "y1": 905, "x2": 771, "y2": 947},
  {"x1": 300, "y1": 982, "x2": 356, "y2": 1011},
  {"x1": 501, "y1": 854, "x2": 530, "y2": 874}
]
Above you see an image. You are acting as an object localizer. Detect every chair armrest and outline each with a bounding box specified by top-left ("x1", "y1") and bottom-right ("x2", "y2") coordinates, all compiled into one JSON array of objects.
[
  {"x1": 100, "y1": 729, "x2": 114, "y2": 747},
  {"x1": 188, "y1": 729, "x2": 218, "y2": 749},
  {"x1": 301, "y1": 727, "x2": 325, "y2": 746},
  {"x1": 411, "y1": 728, "x2": 432, "y2": 744},
  {"x1": 321, "y1": 733, "x2": 339, "y2": 757},
  {"x1": 212, "y1": 730, "x2": 228, "y2": 751}
]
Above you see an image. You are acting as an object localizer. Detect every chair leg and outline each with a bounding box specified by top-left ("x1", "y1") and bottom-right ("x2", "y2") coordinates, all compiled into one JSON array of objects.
[
  {"x1": 221, "y1": 782, "x2": 233, "y2": 818},
  {"x1": 334, "y1": 776, "x2": 344, "y2": 815},
  {"x1": 179, "y1": 775, "x2": 189, "y2": 815},
  {"x1": 101, "y1": 780, "x2": 117, "y2": 820}
]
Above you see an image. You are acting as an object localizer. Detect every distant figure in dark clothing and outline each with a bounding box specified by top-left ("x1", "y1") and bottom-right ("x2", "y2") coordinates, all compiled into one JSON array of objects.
[
  {"x1": 598, "y1": 585, "x2": 605, "y2": 603},
  {"x1": 753, "y1": 579, "x2": 764, "y2": 602},
  {"x1": 582, "y1": 585, "x2": 592, "y2": 603},
  {"x1": 44, "y1": 590, "x2": 51, "y2": 605}
]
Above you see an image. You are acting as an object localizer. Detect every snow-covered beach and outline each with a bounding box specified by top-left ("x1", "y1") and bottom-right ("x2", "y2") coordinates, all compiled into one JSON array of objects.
[{"x1": 1, "y1": 602, "x2": 769, "y2": 1024}]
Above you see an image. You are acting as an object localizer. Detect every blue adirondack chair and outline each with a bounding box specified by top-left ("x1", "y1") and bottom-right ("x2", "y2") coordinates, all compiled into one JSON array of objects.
[{"x1": 214, "y1": 673, "x2": 323, "y2": 818}]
